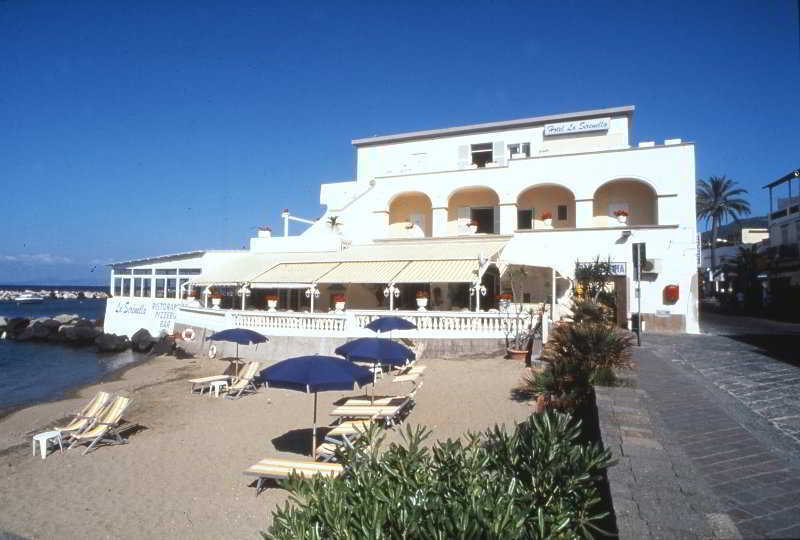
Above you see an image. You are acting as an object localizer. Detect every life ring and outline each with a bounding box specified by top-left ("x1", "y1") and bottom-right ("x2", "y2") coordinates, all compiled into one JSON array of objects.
[
  {"x1": 181, "y1": 327, "x2": 196, "y2": 342},
  {"x1": 208, "y1": 345, "x2": 217, "y2": 359}
]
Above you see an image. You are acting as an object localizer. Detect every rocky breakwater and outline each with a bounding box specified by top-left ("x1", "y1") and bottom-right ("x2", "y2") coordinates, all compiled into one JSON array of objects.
[
  {"x1": 0, "y1": 289, "x2": 109, "y2": 301},
  {"x1": 0, "y1": 314, "x2": 163, "y2": 354}
]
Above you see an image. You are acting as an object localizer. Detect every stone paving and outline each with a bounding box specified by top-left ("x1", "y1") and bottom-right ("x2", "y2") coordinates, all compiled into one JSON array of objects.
[{"x1": 611, "y1": 313, "x2": 800, "y2": 539}]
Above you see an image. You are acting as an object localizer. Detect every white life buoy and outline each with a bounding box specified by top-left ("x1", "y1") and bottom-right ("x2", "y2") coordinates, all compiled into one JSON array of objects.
[
  {"x1": 181, "y1": 327, "x2": 196, "y2": 342},
  {"x1": 208, "y1": 345, "x2": 217, "y2": 359}
]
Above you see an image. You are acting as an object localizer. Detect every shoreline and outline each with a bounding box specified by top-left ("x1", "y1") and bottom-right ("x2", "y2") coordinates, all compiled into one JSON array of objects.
[{"x1": 0, "y1": 348, "x2": 152, "y2": 422}]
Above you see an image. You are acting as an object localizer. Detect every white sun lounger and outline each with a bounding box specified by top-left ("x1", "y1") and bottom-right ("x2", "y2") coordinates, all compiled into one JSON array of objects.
[
  {"x1": 244, "y1": 457, "x2": 343, "y2": 495},
  {"x1": 188, "y1": 375, "x2": 231, "y2": 394},
  {"x1": 68, "y1": 396, "x2": 132, "y2": 455}
]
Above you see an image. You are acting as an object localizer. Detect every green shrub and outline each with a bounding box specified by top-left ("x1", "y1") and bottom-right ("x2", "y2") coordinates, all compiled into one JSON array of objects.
[
  {"x1": 264, "y1": 413, "x2": 614, "y2": 539},
  {"x1": 569, "y1": 300, "x2": 615, "y2": 326},
  {"x1": 542, "y1": 322, "x2": 632, "y2": 374}
]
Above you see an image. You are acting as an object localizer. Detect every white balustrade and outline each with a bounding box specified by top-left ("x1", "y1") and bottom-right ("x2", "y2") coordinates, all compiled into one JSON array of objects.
[{"x1": 177, "y1": 306, "x2": 541, "y2": 339}]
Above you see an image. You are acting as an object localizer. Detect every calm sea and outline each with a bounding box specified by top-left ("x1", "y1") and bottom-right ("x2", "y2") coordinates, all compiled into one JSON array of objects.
[{"x1": 0, "y1": 295, "x2": 145, "y2": 413}]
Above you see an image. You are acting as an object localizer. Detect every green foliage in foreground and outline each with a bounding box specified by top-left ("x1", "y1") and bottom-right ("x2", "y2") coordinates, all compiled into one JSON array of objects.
[{"x1": 264, "y1": 412, "x2": 614, "y2": 540}]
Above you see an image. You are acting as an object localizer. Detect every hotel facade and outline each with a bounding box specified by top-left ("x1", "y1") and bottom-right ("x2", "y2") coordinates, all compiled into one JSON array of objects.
[{"x1": 104, "y1": 106, "x2": 700, "y2": 352}]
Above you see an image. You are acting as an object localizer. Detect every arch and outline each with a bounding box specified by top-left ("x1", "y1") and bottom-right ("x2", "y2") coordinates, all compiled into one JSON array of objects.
[
  {"x1": 447, "y1": 186, "x2": 501, "y2": 235},
  {"x1": 592, "y1": 178, "x2": 658, "y2": 227},
  {"x1": 516, "y1": 183, "x2": 577, "y2": 229},
  {"x1": 388, "y1": 191, "x2": 433, "y2": 238}
]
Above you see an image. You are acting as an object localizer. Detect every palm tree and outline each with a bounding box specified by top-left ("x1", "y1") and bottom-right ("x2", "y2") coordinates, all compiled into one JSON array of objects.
[{"x1": 696, "y1": 176, "x2": 751, "y2": 288}]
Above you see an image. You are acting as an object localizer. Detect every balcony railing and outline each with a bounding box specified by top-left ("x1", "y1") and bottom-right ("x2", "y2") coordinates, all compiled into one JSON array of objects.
[{"x1": 177, "y1": 306, "x2": 545, "y2": 339}]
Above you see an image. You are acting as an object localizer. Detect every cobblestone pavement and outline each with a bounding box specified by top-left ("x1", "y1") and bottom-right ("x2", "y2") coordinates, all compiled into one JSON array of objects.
[{"x1": 632, "y1": 312, "x2": 800, "y2": 538}]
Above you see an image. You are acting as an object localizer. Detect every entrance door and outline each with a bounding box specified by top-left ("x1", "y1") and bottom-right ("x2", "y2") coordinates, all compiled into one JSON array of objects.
[{"x1": 613, "y1": 276, "x2": 628, "y2": 328}]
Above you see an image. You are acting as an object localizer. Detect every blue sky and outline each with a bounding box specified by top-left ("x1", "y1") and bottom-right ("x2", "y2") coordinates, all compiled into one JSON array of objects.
[{"x1": 1, "y1": 1, "x2": 798, "y2": 284}]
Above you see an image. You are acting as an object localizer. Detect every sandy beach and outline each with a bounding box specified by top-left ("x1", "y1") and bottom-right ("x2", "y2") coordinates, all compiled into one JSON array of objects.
[{"x1": 0, "y1": 353, "x2": 532, "y2": 539}]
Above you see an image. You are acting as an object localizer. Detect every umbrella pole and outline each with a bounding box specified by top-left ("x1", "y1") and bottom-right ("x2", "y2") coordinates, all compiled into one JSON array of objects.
[
  {"x1": 312, "y1": 392, "x2": 318, "y2": 459},
  {"x1": 236, "y1": 343, "x2": 239, "y2": 377}
]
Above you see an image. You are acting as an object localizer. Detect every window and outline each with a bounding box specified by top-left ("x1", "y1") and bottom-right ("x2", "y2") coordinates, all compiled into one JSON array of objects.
[
  {"x1": 471, "y1": 208, "x2": 495, "y2": 234},
  {"x1": 508, "y1": 142, "x2": 531, "y2": 158},
  {"x1": 781, "y1": 224, "x2": 789, "y2": 244},
  {"x1": 133, "y1": 278, "x2": 143, "y2": 297},
  {"x1": 114, "y1": 278, "x2": 122, "y2": 296},
  {"x1": 408, "y1": 214, "x2": 425, "y2": 235},
  {"x1": 179, "y1": 278, "x2": 190, "y2": 295},
  {"x1": 115, "y1": 268, "x2": 132, "y2": 275},
  {"x1": 155, "y1": 278, "x2": 166, "y2": 298},
  {"x1": 167, "y1": 278, "x2": 177, "y2": 298},
  {"x1": 178, "y1": 268, "x2": 202, "y2": 275},
  {"x1": 471, "y1": 143, "x2": 493, "y2": 168},
  {"x1": 133, "y1": 268, "x2": 152, "y2": 275},
  {"x1": 142, "y1": 278, "x2": 151, "y2": 298},
  {"x1": 122, "y1": 278, "x2": 131, "y2": 296},
  {"x1": 517, "y1": 209, "x2": 533, "y2": 230},
  {"x1": 155, "y1": 268, "x2": 177, "y2": 275},
  {"x1": 557, "y1": 205, "x2": 568, "y2": 221}
]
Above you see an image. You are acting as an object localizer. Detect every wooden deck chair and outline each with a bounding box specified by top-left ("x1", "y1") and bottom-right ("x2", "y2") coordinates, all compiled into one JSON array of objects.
[
  {"x1": 224, "y1": 361, "x2": 260, "y2": 399},
  {"x1": 244, "y1": 456, "x2": 343, "y2": 495},
  {"x1": 54, "y1": 391, "x2": 112, "y2": 437},
  {"x1": 69, "y1": 396, "x2": 132, "y2": 455}
]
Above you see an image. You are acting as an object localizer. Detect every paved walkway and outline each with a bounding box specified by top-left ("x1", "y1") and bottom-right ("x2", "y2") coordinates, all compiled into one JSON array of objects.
[{"x1": 601, "y1": 312, "x2": 800, "y2": 539}]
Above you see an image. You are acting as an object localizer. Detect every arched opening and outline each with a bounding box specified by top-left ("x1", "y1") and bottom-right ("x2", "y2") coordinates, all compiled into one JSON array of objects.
[
  {"x1": 388, "y1": 192, "x2": 433, "y2": 238},
  {"x1": 447, "y1": 187, "x2": 501, "y2": 235},
  {"x1": 592, "y1": 179, "x2": 658, "y2": 227},
  {"x1": 516, "y1": 184, "x2": 576, "y2": 229}
]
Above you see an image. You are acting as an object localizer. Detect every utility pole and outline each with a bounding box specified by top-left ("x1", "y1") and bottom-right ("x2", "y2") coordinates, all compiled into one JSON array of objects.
[{"x1": 632, "y1": 242, "x2": 645, "y2": 346}]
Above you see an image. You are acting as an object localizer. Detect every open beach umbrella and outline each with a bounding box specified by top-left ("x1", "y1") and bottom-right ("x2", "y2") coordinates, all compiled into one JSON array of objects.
[
  {"x1": 206, "y1": 328, "x2": 269, "y2": 376},
  {"x1": 335, "y1": 338, "x2": 415, "y2": 401},
  {"x1": 365, "y1": 316, "x2": 417, "y2": 333},
  {"x1": 263, "y1": 355, "x2": 374, "y2": 458}
]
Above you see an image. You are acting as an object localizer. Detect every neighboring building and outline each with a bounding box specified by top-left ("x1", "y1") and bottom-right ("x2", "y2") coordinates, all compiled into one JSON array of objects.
[
  {"x1": 699, "y1": 217, "x2": 769, "y2": 294},
  {"x1": 763, "y1": 169, "x2": 800, "y2": 288},
  {"x1": 104, "y1": 105, "x2": 700, "y2": 345}
]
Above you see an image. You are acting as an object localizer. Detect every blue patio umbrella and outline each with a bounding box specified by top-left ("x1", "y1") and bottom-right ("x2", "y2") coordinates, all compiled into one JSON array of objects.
[
  {"x1": 263, "y1": 355, "x2": 374, "y2": 458},
  {"x1": 334, "y1": 338, "x2": 415, "y2": 367},
  {"x1": 207, "y1": 328, "x2": 269, "y2": 376},
  {"x1": 365, "y1": 316, "x2": 417, "y2": 333}
]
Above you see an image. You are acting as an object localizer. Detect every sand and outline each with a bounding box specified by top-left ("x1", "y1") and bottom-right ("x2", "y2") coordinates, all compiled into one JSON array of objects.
[{"x1": 0, "y1": 353, "x2": 532, "y2": 539}]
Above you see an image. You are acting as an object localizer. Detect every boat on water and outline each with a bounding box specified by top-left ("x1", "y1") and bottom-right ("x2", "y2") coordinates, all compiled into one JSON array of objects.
[
  {"x1": 16, "y1": 294, "x2": 45, "y2": 304},
  {"x1": 103, "y1": 105, "x2": 701, "y2": 345}
]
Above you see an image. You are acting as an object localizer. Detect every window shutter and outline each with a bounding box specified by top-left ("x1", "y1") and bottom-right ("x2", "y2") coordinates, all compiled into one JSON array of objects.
[
  {"x1": 493, "y1": 206, "x2": 501, "y2": 234},
  {"x1": 457, "y1": 207, "x2": 470, "y2": 233},
  {"x1": 457, "y1": 145, "x2": 469, "y2": 169},
  {"x1": 493, "y1": 141, "x2": 505, "y2": 166}
]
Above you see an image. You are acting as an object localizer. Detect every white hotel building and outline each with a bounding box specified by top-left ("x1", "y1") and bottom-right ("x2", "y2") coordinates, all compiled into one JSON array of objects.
[{"x1": 105, "y1": 105, "x2": 700, "y2": 354}]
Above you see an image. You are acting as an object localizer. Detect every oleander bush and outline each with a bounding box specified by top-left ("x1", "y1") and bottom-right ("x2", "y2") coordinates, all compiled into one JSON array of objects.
[{"x1": 264, "y1": 412, "x2": 614, "y2": 540}]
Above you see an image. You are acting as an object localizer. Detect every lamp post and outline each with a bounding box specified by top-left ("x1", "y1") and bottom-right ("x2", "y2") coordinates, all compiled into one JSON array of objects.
[
  {"x1": 239, "y1": 284, "x2": 250, "y2": 310},
  {"x1": 470, "y1": 283, "x2": 487, "y2": 311},
  {"x1": 203, "y1": 287, "x2": 211, "y2": 309},
  {"x1": 383, "y1": 284, "x2": 400, "y2": 310},
  {"x1": 304, "y1": 285, "x2": 320, "y2": 312}
]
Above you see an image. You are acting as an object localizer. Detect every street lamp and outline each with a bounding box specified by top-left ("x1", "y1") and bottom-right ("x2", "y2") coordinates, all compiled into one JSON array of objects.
[
  {"x1": 304, "y1": 286, "x2": 320, "y2": 312},
  {"x1": 383, "y1": 284, "x2": 400, "y2": 310}
]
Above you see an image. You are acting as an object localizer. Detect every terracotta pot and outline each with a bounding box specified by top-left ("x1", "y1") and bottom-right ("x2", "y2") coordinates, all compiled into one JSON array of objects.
[{"x1": 507, "y1": 348, "x2": 527, "y2": 361}]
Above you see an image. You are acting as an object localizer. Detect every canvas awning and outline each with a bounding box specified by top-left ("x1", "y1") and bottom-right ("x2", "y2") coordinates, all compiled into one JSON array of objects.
[
  {"x1": 250, "y1": 262, "x2": 340, "y2": 286},
  {"x1": 316, "y1": 261, "x2": 410, "y2": 284},
  {"x1": 188, "y1": 253, "x2": 281, "y2": 285},
  {"x1": 391, "y1": 259, "x2": 480, "y2": 283}
]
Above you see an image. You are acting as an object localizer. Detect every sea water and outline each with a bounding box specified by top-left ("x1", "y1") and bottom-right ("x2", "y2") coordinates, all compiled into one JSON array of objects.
[{"x1": 0, "y1": 296, "x2": 144, "y2": 412}]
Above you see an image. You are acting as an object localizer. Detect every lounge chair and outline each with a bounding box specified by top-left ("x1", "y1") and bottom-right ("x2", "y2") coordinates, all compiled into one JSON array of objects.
[
  {"x1": 324, "y1": 419, "x2": 374, "y2": 444},
  {"x1": 330, "y1": 397, "x2": 412, "y2": 426},
  {"x1": 188, "y1": 374, "x2": 230, "y2": 395},
  {"x1": 224, "y1": 361, "x2": 261, "y2": 399},
  {"x1": 54, "y1": 391, "x2": 112, "y2": 436},
  {"x1": 244, "y1": 456, "x2": 343, "y2": 495},
  {"x1": 68, "y1": 396, "x2": 132, "y2": 455}
]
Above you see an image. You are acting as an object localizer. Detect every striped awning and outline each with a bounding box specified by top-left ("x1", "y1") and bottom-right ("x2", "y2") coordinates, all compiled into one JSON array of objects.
[
  {"x1": 391, "y1": 259, "x2": 479, "y2": 283},
  {"x1": 250, "y1": 262, "x2": 339, "y2": 285},
  {"x1": 316, "y1": 261, "x2": 411, "y2": 284}
]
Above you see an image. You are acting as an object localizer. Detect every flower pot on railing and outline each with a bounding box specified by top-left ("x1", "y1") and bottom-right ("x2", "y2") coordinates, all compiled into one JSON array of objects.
[
  {"x1": 211, "y1": 297, "x2": 222, "y2": 309},
  {"x1": 267, "y1": 299, "x2": 278, "y2": 312},
  {"x1": 416, "y1": 297, "x2": 428, "y2": 311},
  {"x1": 617, "y1": 215, "x2": 627, "y2": 224},
  {"x1": 334, "y1": 301, "x2": 346, "y2": 312},
  {"x1": 543, "y1": 218, "x2": 552, "y2": 227}
]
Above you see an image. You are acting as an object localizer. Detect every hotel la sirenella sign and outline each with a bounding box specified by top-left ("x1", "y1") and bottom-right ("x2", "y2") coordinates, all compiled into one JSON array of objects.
[{"x1": 544, "y1": 117, "x2": 610, "y2": 137}]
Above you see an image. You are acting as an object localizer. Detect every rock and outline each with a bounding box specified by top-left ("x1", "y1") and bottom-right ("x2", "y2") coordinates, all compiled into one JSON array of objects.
[
  {"x1": 130, "y1": 328, "x2": 154, "y2": 353},
  {"x1": 29, "y1": 321, "x2": 53, "y2": 339},
  {"x1": 5, "y1": 317, "x2": 30, "y2": 339},
  {"x1": 150, "y1": 334, "x2": 176, "y2": 356},
  {"x1": 74, "y1": 318, "x2": 95, "y2": 328},
  {"x1": 41, "y1": 318, "x2": 62, "y2": 330},
  {"x1": 59, "y1": 324, "x2": 102, "y2": 344},
  {"x1": 53, "y1": 313, "x2": 80, "y2": 325},
  {"x1": 94, "y1": 333, "x2": 130, "y2": 353}
]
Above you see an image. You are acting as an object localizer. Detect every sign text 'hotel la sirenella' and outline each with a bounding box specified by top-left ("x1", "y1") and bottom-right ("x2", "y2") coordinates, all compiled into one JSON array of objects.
[{"x1": 543, "y1": 117, "x2": 610, "y2": 137}]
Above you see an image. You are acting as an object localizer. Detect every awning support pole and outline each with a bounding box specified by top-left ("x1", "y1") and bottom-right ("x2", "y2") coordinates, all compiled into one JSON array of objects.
[{"x1": 551, "y1": 268, "x2": 556, "y2": 321}]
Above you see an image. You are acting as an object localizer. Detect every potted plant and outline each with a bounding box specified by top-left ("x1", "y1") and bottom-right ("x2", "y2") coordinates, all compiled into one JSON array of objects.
[
  {"x1": 540, "y1": 212, "x2": 553, "y2": 227},
  {"x1": 498, "y1": 291, "x2": 513, "y2": 311},
  {"x1": 211, "y1": 291, "x2": 223, "y2": 309},
  {"x1": 415, "y1": 290, "x2": 429, "y2": 311},
  {"x1": 333, "y1": 294, "x2": 346, "y2": 312},
  {"x1": 266, "y1": 294, "x2": 279, "y2": 311},
  {"x1": 466, "y1": 220, "x2": 478, "y2": 234},
  {"x1": 613, "y1": 209, "x2": 629, "y2": 224}
]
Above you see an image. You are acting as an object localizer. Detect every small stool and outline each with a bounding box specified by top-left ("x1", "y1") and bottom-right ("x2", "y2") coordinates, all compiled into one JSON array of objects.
[
  {"x1": 209, "y1": 380, "x2": 228, "y2": 398},
  {"x1": 32, "y1": 431, "x2": 63, "y2": 460}
]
